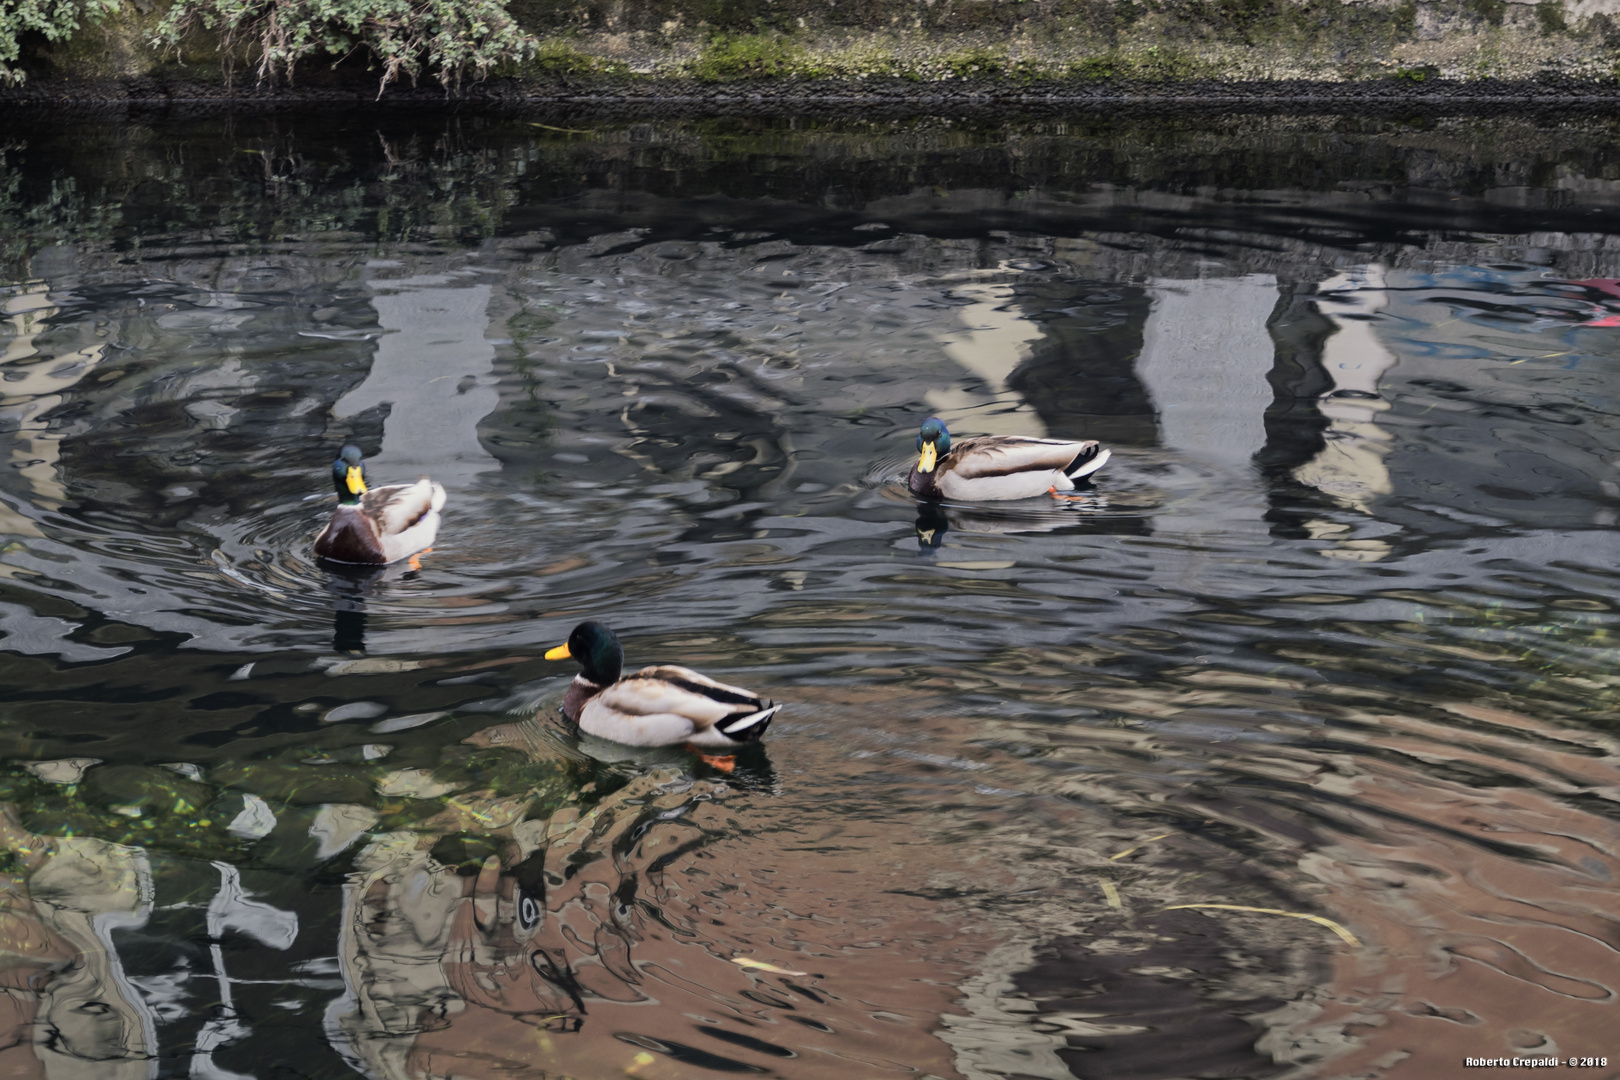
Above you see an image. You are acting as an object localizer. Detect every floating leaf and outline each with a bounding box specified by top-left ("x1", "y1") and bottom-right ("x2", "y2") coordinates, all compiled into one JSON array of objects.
[
  {"x1": 1108, "y1": 832, "x2": 1174, "y2": 861},
  {"x1": 1162, "y1": 903, "x2": 1360, "y2": 947},
  {"x1": 731, "y1": 957, "x2": 809, "y2": 976}
]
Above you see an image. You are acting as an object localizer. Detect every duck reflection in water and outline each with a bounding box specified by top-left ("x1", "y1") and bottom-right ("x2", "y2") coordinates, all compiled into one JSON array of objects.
[
  {"x1": 914, "y1": 495, "x2": 1112, "y2": 553},
  {"x1": 323, "y1": 563, "x2": 384, "y2": 655},
  {"x1": 916, "y1": 501, "x2": 950, "y2": 552},
  {"x1": 321, "y1": 550, "x2": 433, "y2": 655}
]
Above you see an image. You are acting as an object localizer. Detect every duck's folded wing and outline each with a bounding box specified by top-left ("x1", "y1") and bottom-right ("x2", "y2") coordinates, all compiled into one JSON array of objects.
[
  {"x1": 599, "y1": 665, "x2": 768, "y2": 724},
  {"x1": 360, "y1": 478, "x2": 445, "y2": 536},
  {"x1": 951, "y1": 437, "x2": 1096, "y2": 478},
  {"x1": 636, "y1": 665, "x2": 768, "y2": 704}
]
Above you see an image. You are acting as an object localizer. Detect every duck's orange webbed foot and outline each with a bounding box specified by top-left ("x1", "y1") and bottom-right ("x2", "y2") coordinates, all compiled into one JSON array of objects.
[
  {"x1": 407, "y1": 546, "x2": 434, "y2": 572},
  {"x1": 1048, "y1": 487, "x2": 1088, "y2": 502},
  {"x1": 696, "y1": 753, "x2": 737, "y2": 772}
]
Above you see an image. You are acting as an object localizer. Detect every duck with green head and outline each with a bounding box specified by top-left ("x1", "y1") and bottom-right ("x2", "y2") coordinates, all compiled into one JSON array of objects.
[
  {"x1": 907, "y1": 416, "x2": 1110, "y2": 501},
  {"x1": 312, "y1": 445, "x2": 446, "y2": 565},
  {"x1": 545, "y1": 621, "x2": 780, "y2": 748}
]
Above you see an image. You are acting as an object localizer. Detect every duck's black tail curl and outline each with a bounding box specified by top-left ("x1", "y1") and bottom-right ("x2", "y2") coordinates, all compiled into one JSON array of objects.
[
  {"x1": 719, "y1": 702, "x2": 781, "y2": 743},
  {"x1": 1064, "y1": 443, "x2": 1112, "y2": 481}
]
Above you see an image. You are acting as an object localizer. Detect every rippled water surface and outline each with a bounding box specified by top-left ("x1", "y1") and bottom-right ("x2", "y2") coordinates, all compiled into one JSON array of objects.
[{"x1": 2, "y1": 109, "x2": 1620, "y2": 1079}]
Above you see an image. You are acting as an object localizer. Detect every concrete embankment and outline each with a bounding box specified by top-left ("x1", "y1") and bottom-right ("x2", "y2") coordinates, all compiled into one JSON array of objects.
[{"x1": 3, "y1": 0, "x2": 1620, "y2": 103}]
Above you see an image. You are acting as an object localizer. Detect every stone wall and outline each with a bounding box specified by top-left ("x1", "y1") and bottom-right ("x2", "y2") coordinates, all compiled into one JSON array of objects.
[{"x1": 5, "y1": 0, "x2": 1620, "y2": 105}]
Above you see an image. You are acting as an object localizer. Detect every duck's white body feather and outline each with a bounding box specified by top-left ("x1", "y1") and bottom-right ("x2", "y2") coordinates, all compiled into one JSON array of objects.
[
  {"x1": 923, "y1": 436, "x2": 1110, "y2": 501},
  {"x1": 572, "y1": 664, "x2": 781, "y2": 748}
]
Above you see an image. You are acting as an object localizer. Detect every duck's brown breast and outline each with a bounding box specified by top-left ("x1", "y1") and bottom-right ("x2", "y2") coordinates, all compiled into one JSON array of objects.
[
  {"x1": 313, "y1": 510, "x2": 385, "y2": 564},
  {"x1": 560, "y1": 679, "x2": 602, "y2": 723},
  {"x1": 908, "y1": 467, "x2": 942, "y2": 499}
]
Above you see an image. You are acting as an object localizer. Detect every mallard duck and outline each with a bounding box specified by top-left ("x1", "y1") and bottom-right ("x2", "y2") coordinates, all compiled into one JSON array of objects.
[
  {"x1": 312, "y1": 445, "x2": 445, "y2": 565},
  {"x1": 908, "y1": 416, "x2": 1110, "y2": 501},
  {"x1": 544, "y1": 621, "x2": 780, "y2": 748}
]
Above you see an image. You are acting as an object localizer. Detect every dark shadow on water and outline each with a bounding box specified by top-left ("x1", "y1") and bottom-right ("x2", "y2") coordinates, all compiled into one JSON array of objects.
[{"x1": 1014, "y1": 910, "x2": 1313, "y2": 1080}]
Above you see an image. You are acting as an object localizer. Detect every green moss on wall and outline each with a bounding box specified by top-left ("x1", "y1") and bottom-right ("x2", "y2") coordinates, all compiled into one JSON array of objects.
[
  {"x1": 691, "y1": 32, "x2": 806, "y2": 80},
  {"x1": 1535, "y1": 0, "x2": 1565, "y2": 35}
]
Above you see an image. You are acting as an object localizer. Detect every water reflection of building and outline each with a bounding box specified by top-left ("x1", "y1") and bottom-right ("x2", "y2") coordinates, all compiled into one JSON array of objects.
[
  {"x1": 0, "y1": 806, "x2": 155, "y2": 1079},
  {"x1": 0, "y1": 282, "x2": 106, "y2": 527},
  {"x1": 1372, "y1": 265, "x2": 1620, "y2": 533},
  {"x1": 325, "y1": 725, "x2": 972, "y2": 1080},
  {"x1": 1006, "y1": 282, "x2": 1157, "y2": 447},
  {"x1": 1281, "y1": 267, "x2": 1401, "y2": 560},
  {"x1": 1136, "y1": 274, "x2": 1281, "y2": 546},
  {"x1": 0, "y1": 252, "x2": 521, "y2": 657},
  {"x1": 5, "y1": 236, "x2": 1611, "y2": 663},
  {"x1": 1289, "y1": 267, "x2": 1399, "y2": 517},
  {"x1": 334, "y1": 270, "x2": 507, "y2": 491},
  {"x1": 928, "y1": 281, "x2": 1050, "y2": 436}
]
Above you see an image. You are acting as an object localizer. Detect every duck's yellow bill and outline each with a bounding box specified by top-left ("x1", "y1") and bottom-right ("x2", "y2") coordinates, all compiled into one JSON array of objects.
[
  {"x1": 345, "y1": 466, "x2": 368, "y2": 495},
  {"x1": 544, "y1": 643, "x2": 571, "y2": 660},
  {"x1": 917, "y1": 443, "x2": 937, "y2": 474}
]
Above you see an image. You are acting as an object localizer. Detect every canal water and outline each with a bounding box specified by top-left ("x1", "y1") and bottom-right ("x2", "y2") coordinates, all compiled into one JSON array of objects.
[{"x1": 1, "y1": 109, "x2": 1618, "y2": 1079}]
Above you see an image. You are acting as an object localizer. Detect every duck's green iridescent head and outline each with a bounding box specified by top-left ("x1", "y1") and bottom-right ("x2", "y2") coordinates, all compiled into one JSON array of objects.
[
  {"x1": 916, "y1": 417, "x2": 951, "y2": 474},
  {"x1": 545, "y1": 621, "x2": 624, "y2": 685},
  {"x1": 332, "y1": 445, "x2": 368, "y2": 504}
]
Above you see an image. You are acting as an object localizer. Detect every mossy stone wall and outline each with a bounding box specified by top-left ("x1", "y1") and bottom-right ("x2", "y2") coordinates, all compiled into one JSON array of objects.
[{"x1": 7, "y1": 0, "x2": 1620, "y2": 93}]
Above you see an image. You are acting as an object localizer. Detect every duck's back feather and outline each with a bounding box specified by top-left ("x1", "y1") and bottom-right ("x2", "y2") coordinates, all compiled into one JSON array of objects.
[
  {"x1": 949, "y1": 436, "x2": 1098, "y2": 478},
  {"x1": 633, "y1": 665, "x2": 766, "y2": 706},
  {"x1": 362, "y1": 478, "x2": 444, "y2": 537}
]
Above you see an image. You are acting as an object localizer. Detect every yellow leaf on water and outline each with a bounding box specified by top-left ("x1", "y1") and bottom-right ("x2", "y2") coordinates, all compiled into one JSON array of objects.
[
  {"x1": 732, "y1": 957, "x2": 809, "y2": 976},
  {"x1": 1162, "y1": 903, "x2": 1360, "y2": 947},
  {"x1": 1108, "y1": 832, "x2": 1174, "y2": 861}
]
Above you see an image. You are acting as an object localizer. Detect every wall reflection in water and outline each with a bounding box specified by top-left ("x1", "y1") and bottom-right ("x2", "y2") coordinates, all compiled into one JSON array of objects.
[{"x1": 2, "y1": 113, "x2": 1620, "y2": 1080}]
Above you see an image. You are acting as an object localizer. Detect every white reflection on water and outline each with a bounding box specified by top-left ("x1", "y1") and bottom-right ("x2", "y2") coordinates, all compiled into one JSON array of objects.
[
  {"x1": 1295, "y1": 265, "x2": 1398, "y2": 520},
  {"x1": 929, "y1": 280, "x2": 1049, "y2": 436},
  {"x1": 336, "y1": 272, "x2": 502, "y2": 490},
  {"x1": 1136, "y1": 273, "x2": 1277, "y2": 546}
]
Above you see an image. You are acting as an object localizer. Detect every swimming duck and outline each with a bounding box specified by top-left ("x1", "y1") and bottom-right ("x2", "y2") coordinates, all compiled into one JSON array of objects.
[
  {"x1": 545, "y1": 621, "x2": 780, "y2": 748},
  {"x1": 312, "y1": 445, "x2": 445, "y2": 565},
  {"x1": 908, "y1": 417, "x2": 1110, "y2": 501}
]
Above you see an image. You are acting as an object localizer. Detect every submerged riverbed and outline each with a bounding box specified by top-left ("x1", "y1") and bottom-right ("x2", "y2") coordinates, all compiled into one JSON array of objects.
[{"x1": 1, "y1": 110, "x2": 1619, "y2": 1079}]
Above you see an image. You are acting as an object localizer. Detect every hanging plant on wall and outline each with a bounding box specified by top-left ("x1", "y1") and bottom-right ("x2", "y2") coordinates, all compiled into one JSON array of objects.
[
  {"x1": 1, "y1": 0, "x2": 121, "y2": 83},
  {"x1": 153, "y1": 0, "x2": 536, "y2": 94}
]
